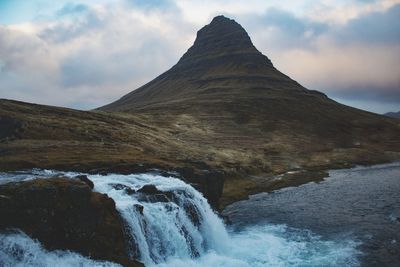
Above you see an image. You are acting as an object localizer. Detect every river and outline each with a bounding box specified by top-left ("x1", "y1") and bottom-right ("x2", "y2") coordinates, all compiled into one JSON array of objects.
[
  {"x1": 223, "y1": 162, "x2": 400, "y2": 266},
  {"x1": 1, "y1": 163, "x2": 399, "y2": 266}
]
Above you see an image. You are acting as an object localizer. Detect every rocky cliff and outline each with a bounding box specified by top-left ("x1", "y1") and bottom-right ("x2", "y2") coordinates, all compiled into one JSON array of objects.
[{"x1": 0, "y1": 177, "x2": 144, "y2": 267}]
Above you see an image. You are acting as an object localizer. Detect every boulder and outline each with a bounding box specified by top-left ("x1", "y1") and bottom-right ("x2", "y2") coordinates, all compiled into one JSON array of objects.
[
  {"x1": 0, "y1": 178, "x2": 143, "y2": 267},
  {"x1": 125, "y1": 187, "x2": 136, "y2": 195},
  {"x1": 111, "y1": 183, "x2": 129, "y2": 191},
  {"x1": 137, "y1": 184, "x2": 176, "y2": 203},
  {"x1": 137, "y1": 184, "x2": 161, "y2": 194},
  {"x1": 175, "y1": 168, "x2": 224, "y2": 210},
  {"x1": 74, "y1": 175, "x2": 94, "y2": 189},
  {"x1": 110, "y1": 183, "x2": 136, "y2": 195},
  {"x1": 183, "y1": 201, "x2": 201, "y2": 227},
  {"x1": 133, "y1": 204, "x2": 144, "y2": 215}
]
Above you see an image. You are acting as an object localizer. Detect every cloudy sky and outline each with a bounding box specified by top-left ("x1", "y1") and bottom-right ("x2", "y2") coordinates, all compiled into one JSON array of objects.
[{"x1": 0, "y1": 0, "x2": 399, "y2": 113}]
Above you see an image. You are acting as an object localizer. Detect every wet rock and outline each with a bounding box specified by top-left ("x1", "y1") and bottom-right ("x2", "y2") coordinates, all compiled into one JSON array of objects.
[
  {"x1": 221, "y1": 214, "x2": 232, "y2": 225},
  {"x1": 0, "y1": 178, "x2": 144, "y2": 267},
  {"x1": 125, "y1": 187, "x2": 136, "y2": 195},
  {"x1": 137, "y1": 184, "x2": 161, "y2": 194},
  {"x1": 111, "y1": 183, "x2": 129, "y2": 190},
  {"x1": 189, "y1": 183, "x2": 202, "y2": 192},
  {"x1": 180, "y1": 225, "x2": 200, "y2": 258},
  {"x1": 165, "y1": 203, "x2": 178, "y2": 212},
  {"x1": 137, "y1": 184, "x2": 176, "y2": 203},
  {"x1": 133, "y1": 204, "x2": 144, "y2": 215},
  {"x1": 110, "y1": 183, "x2": 136, "y2": 195},
  {"x1": 74, "y1": 175, "x2": 94, "y2": 189},
  {"x1": 175, "y1": 168, "x2": 224, "y2": 210},
  {"x1": 140, "y1": 193, "x2": 172, "y2": 203},
  {"x1": 183, "y1": 202, "x2": 201, "y2": 227}
]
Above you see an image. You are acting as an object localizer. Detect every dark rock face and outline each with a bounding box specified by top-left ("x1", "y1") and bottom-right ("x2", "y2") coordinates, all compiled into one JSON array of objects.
[
  {"x1": 179, "y1": 15, "x2": 272, "y2": 66},
  {"x1": 75, "y1": 174, "x2": 94, "y2": 189},
  {"x1": 134, "y1": 169, "x2": 223, "y2": 210},
  {"x1": 111, "y1": 183, "x2": 136, "y2": 195},
  {"x1": 112, "y1": 183, "x2": 130, "y2": 190},
  {"x1": 0, "y1": 178, "x2": 144, "y2": 267},
  {"x1": 183, "y1": 201, "x2": 202, "y2": 227},
  {"x1": 137, "y1": 184, "x2": 161, "y2": 194},
  {"x1": 174, "y1": 168, "x2": 224, "y2": 210},
  {"x1": 137, "y1": 184, "x2": 174, "y2": 203},
  {"x1": 133, "y1": 204, "x2": 144, "y2": 215},
  {"x1": 125, "y1": 187, "x2": 136, "y2": 195}
]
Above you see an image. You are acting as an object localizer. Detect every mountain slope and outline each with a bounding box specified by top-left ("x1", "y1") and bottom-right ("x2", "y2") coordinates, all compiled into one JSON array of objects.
[{"x1": 385, "y1": 111, "x2": 400, "y2": 119}]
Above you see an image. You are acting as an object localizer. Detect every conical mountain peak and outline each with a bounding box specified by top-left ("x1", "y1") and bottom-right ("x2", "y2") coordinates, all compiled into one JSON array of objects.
[
  {"x1": 179, "y1": 15, "x2": 262, "y2": 63},
  {"x1": 100, "y1": 16, "x2": 299, "y2": 112}
]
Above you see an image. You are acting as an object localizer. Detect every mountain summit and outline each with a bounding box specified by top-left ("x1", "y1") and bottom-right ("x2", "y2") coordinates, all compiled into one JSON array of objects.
[
  {"x1": 100, "y1": 15, "x2": 305, "y2": 112},
  {"x1": 178, "y1": 15, "x2": 267, "y2": 64}
]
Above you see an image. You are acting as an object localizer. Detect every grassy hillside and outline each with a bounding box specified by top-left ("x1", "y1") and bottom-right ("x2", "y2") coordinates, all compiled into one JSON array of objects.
[{"x1": 1, "y1": 98, "x2": 399, "y2": 207}]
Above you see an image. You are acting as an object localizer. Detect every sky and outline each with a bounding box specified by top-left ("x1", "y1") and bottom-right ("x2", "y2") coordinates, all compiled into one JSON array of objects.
[{"x1": 0, "y1": 0, "x2": 399, "y2": 114}]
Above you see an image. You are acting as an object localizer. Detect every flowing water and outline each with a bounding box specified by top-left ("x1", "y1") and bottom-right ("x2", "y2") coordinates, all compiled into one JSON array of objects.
[
  {"x1": 2, "y1": 163, "x2": 396, "y2": 266},
  {"x1": 223, "y1": 162, "x2": 400, "y2": 266}
]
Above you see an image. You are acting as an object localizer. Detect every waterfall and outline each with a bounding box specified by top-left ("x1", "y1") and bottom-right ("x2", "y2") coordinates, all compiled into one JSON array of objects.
[
  {"x1": 0, "y1": 171, "x2": 361, "y2": 267},
  {"x1": 89, "y1": 173, "x2": 230, "y2": 265}
]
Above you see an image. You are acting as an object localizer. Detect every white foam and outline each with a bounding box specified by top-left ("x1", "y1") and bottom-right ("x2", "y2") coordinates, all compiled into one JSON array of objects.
[
  {"x1": 0, "y1": 231, "x2": 121, "y2": 267},
  {"x1": 152, "y1": 224, "x2": 360, "y2": 267}
]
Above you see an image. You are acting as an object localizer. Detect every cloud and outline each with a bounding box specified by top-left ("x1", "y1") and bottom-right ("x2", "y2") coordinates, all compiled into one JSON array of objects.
[
  {"x1": 305, "y1": 0, "x2": 400, "y2": 25},
  {"x1": 56, "y1": 3, "x2": 89, "y2": 16},
  {"x1": 242, "y1": 4, "x2": 400, "y2": 111},
  {"x1": 0, "y1": 0, "x2": 399, "y2": 113},
  {"x1": 39, "y1": 4, "x2": 104, "y2": 43},
  {"x1": 273, "y1": 42, "x2": 400, "y2": 98},
  {"x1": 0, "y1": 1, "x2": 195, "y2": 109},
  {"x1": 334, "y1": 4, "x2": 400, "y2": 45},
  {"x1": 126, "y1": 0, "x2": 176, "y2": 10},
  {"x1": 240, "y1": 8, "x2": 328, "y2": 50}
]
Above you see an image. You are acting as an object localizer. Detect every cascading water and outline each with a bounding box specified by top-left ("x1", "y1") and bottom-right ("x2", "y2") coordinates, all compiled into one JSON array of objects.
[
  {"x1": 0, "y1": 171, "x2": 361, "y2": 267},
  {"x1": 89, "y1": 173, "x2": 230, "y2": 265}
]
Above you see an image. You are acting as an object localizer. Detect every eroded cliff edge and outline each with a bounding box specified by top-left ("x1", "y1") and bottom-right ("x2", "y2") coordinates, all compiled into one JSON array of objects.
[{"x1": 0, "y1": 177, "x2": 144, "y2": 267}]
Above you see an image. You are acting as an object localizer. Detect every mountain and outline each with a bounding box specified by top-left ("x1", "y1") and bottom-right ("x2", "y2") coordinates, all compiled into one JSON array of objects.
[
  {"x1": 1, "y1": 16, "x2": 400, "y2": 207},
  {"x1": 99, "y1": 15, "x2": 400, "y2": 185},
  {"x1": 384, "y1": 111, "x2": 400, "y2": 119},
  {"x1": 100, "y1": 15, "x2": 304, "y2": 112}
]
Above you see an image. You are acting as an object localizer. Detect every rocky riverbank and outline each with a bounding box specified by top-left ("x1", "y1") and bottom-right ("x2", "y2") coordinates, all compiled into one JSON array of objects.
[{"x1": 0, "y1": 177, "x2": 144, "y2": 267}]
